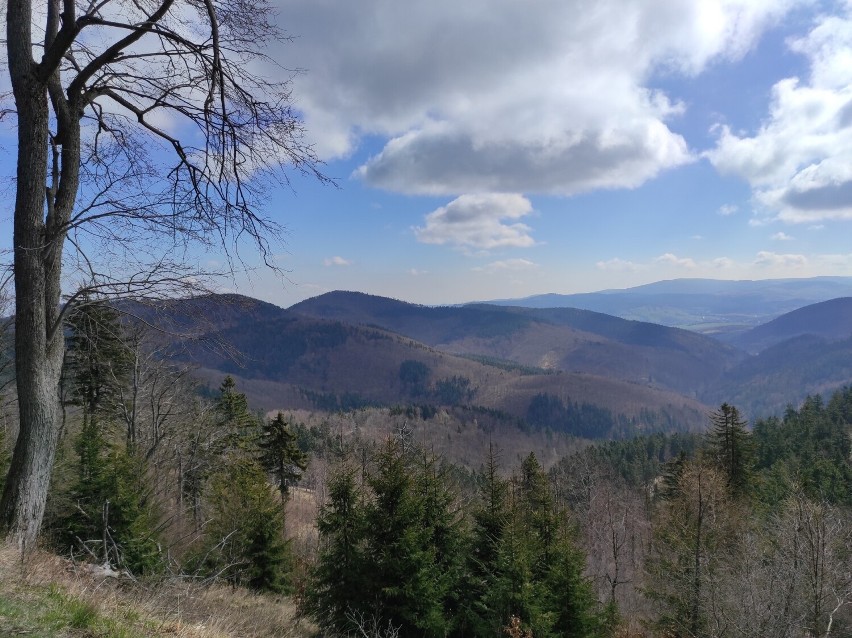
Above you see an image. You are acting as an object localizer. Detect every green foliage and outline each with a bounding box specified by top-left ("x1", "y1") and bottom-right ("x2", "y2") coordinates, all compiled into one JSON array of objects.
[
  {"x1": 304, "y1": 467, "x2": 369, "y2": 633},
  {"x1": 64, "y1": 298, "x2": 132, "y2": 419},
  {"x1": 526, "y1": 392, "x2": 616, "y2": 438},
  {"x1": 193, "y1": 459, "x2": 291, "y2": 593},
  {"x1": 433, "y1": 376, "x2": 473, "y2": 405},
  {"x1": 447, "y1": 449, "x2": 603, "y2": 638},
  {"x1": 752, "y1": 390, "x2": 852, "y2": 505},
  {"x1": 300, "y1": 387, "x2": 377, "y2": 412},
  {"x1": 259, "y1": 412, "x2": 308, "y2": 504},
  {"x1": 308, "y1": 442, "x2": 470, "y2": 638},
  {"x1": 705, "y1": 403, "x2": 755, "y2": 497},
  {"x1": 554, "y1": 431, "x2": 700, "y2": 491},
  {"x1": 398, "y1": 360, "x2": 431, "y2": 396},
  {"x1": 362, "y1": 440, "x2": 449, "y2": 637},
  {"x1": 215, "y1": 375, "x2": 259, "y2": 448},
  {"x1": 58, "y1": 418, "x2": 162, "y2": 574}
]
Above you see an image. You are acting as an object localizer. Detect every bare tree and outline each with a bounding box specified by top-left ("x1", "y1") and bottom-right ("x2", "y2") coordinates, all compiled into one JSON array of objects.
[{"x1": 3, "y1": 0, "x2": 324, "y2": 546}]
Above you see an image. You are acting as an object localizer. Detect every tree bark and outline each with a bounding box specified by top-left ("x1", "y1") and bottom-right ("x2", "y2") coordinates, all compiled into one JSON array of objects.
[{"x1": 1, "y1": 0, "x2": 76, "y2": 548}]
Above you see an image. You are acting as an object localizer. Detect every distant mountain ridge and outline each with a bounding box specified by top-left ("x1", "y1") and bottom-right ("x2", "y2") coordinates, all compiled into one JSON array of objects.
[{"x1": 479, "y1": 276, "x2": 852, "y2": 334}]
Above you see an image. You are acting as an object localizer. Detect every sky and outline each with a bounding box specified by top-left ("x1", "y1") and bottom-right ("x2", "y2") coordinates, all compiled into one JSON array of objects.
[{"x1": 5, "y1": 0, "x2": 852, "y2": 307}]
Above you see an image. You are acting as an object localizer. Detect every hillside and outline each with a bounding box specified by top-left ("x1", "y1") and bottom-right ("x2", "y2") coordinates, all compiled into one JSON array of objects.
[
  {"x1": 146, "y1": 295, "x2": 708, "y2": 437},
  {"x1": 138, "y1": 290, "x2": 852, "y2": 427},
  {"x1": 290, "y1": 291, "x2": 743, "y2": 399},
  {"x1": 730, "y1": 297, "x2": 852, "y2": 353}
]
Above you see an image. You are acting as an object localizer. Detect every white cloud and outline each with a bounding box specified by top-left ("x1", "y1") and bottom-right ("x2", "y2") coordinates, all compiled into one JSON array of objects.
[
  {"x1": 718, "y1": 203, "x2": 739, "y2": 216},
  {"x1": 707, "y1": 6, "x2": 852, "y2": 223},
  {"x1": 754, "y1": 250, "x2": 808, "y2": 268},
  {"x1": 711, "y1": 257, "x2": 735, "y2": 269},
  {"x1": 415, "y1": 193, "x2": 535, "y2": 250},
  {"x1": 473, "y1": 258, "x2": 538, "y2": 274},
  {"x1": 408, "y1": 268, "x2": 428, "y2": 276},
  {"x1": 771, "y1": 231, "x2": 794, "y2": 241},
  {"x1": 596, "y1": 258, "x2": 640, "y2": 272},
  {"x1": 276, "y1": 0, "x2": 801, "y2": 195},
  {"x1": 323, "y1": 256, "x2": 351, "y2": 267},
  {"x1": 654, "y1": 253, "x2": 697, "y2": 269}
]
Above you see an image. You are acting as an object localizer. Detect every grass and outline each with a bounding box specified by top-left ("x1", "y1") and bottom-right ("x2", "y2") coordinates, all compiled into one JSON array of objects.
[{"x1": 0, "y1": 545, "x2": 317, "y2": 637}]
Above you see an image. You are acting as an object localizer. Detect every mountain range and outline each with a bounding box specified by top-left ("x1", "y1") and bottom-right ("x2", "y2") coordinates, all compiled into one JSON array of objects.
[
  {"x1": 481, "y1": 276, "x2": 852, "y2": 335},
  {"x1": 141, "y1": 277, "x2": 852, "y2": 438}
]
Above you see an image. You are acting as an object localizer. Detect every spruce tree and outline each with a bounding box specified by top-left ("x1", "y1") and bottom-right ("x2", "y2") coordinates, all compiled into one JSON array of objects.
[
  {"x1": 305, "y1": 466, "x2": 369, "y2": 633},
  {"x1": 457, "y1": 443, "x2": 510, "y2": 637},
  {"x1": 259, "y1": 412, "x2": 308, "y2": 505},
  {"x1": 61, "y1": 420, "x2": 162, "y2": 573},
  {"x1": 65, "y1": 298, "x2": 132, "y2": 426},
  {"x1": 707, "y1": 403, "x2": 754, "y2": 497},
  {"x1": 363, "y1": 440, "x2": 446, "y2": 638},
  {"x1": 196, "y1": 458, "x2": 291, "y2": 593}
]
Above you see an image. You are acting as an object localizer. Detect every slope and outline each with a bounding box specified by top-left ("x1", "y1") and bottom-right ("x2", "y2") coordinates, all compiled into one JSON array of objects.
[
  {"x1": 290, "y1": 291, "x2": 743, "y2": 398},
  {"x1": 730, "y1": 297, "x2": 852, "y2": 354}
]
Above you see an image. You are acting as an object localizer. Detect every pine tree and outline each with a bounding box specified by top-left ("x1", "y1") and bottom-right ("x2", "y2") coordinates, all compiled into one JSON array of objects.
[{"x1": 259, "y1": 412, "x2": 308, "y2": 505}]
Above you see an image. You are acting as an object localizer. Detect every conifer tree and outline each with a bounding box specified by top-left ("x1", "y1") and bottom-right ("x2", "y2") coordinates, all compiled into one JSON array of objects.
[
  {"x1": 59, "y1": 297, "x2": 161, "y2": 573},
  {"x1": 196, "y1": 458, "x2": 291, "y2": 593},
  {"x1": 259, "y1": 412, "x2": 308, "y2": 505},
  {"x1": 363, "y1": 440, "x2": 446, "y2": 638},
  {"x1": 707, "y1": 403, "x2": 754, "y2": 497},
  {"x1": 305, "y1": 466, "x2": 369, "y2": 634},
  {"x1": 457, "y1": 443, "x2": 510, "y2": 637},
  {"x1": 62, "y1": 420, "x2": 162, "y2": 573},
  {"x1": 214, "y1": 375, "x2": 258, "y2": 453}
]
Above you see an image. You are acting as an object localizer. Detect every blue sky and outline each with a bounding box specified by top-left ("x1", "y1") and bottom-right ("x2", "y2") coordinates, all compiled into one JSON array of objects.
[{"x1": 5, "y1": 0, "x2": 852, "y2": 307}]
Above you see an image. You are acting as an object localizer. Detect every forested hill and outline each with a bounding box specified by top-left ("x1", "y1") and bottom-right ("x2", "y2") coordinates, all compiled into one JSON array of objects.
[
  {"x1": 291, "y1": 290, "x2": 852, "y2": 419},
  {"x1": 154, "y1": 296, "x2": 707, "y2": 438},
  {"x1": 124, "y1": 290, "x2": 852, "y2": 424},
  {"x1": 730, "y1": 296, "x2": 852, "y2": 353},
  {"x1": 289, "y1": 291, "x2": 743, "y2": 400}
]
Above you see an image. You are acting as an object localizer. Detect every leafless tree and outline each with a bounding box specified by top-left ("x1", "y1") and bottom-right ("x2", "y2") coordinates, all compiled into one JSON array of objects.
[{"x1": 3, "y1": 0, "x2": 325, "y2": 546}]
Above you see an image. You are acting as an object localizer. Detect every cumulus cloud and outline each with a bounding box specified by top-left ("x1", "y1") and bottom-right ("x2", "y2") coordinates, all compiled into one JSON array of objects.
[
  {"x1": 707, "y1": 6, "x2": 852, "y2": 223},
  {"x1": 654, "y1": 253, "x2": 698, "y2": 269},
  {"x1": 473, "y1": 258, "x2": 538, "y2": 274},
  {"x1": 415, "y1": 194, "x2": 535, "y2": 250},
  {"x1": 323, "y1": 256, "x2": 351, "y2": 267},
  {"x1": 771, "y1": 231, "x2": 794, "y2": 241},
  {"x1": 754, "y1": 251, "x2": 808, "y2": 268},
  {"x1": 276, "y1": 0, "x2": 800, "y2": 195},
  {"x1": 718, "y1": 203, "x2": 739, "y2": 216}
]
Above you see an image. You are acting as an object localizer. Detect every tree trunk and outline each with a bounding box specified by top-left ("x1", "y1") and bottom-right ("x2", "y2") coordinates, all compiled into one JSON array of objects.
[
  {"x1": 0, "y1": 81, "x2": 63, "y2": 547},
  {"x1": 1, "y1": 0, "x2": 72, "y2": 548}
]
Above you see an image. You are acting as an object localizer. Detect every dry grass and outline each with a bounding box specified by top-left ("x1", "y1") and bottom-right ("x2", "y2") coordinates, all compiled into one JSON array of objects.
[{"x1": 0, "y1": 544, "x2": 317, "y2": 637}]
